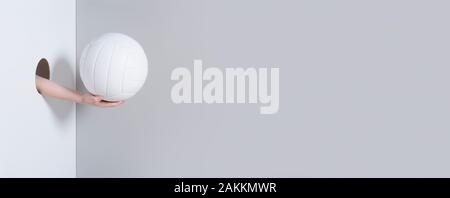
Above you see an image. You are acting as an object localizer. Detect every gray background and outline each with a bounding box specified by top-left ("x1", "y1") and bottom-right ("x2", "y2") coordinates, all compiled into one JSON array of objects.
[{"x1": 77, "y1": 0, "x2": 450, "y2": 177}]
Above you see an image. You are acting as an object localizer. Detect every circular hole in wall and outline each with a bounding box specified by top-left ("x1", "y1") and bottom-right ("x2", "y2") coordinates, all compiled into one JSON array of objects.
[
  {"x1": 36, "y1": 58, "x2": 50, "y2": 79},
  {"x1": 35, "y1": 58, "x2": 50, "y2": 93}
]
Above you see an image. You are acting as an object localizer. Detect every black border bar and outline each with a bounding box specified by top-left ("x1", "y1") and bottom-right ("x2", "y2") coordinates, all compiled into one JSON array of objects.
[{"x1": 1, "y1": 178, "x2": 450, "y2": 195}]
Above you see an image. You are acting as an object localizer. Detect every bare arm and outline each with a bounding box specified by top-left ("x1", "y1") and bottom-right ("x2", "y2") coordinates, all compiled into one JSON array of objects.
[{"x1": 36, "y1": 75, "x2": 123, "y2": 108}]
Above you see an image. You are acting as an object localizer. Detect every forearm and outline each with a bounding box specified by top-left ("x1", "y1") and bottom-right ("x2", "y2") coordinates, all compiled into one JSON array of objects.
[{"x1": 35, "y1": 76, "x2": 82, "y2": 103}]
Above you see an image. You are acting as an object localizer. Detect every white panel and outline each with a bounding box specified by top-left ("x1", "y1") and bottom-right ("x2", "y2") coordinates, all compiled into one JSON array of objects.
[{"x1": 0, "y1": 0, "x2": 76, "y2": 177}]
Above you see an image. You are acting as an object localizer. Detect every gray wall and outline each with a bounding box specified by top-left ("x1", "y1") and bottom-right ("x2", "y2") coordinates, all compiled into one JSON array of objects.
[{"x1": 77, "y1": 0, "x2": 450, "y2": 177}]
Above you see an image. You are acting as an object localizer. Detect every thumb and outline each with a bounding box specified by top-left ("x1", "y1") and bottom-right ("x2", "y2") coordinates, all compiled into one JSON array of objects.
[{"x1": 94, "y1": 95, "x2": 103, "y2": 102}]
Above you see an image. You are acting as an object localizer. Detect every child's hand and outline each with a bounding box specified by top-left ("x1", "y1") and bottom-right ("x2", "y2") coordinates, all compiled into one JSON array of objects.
[{"x1": 80, "y1": 93, "x2": 124, "y2": 108}]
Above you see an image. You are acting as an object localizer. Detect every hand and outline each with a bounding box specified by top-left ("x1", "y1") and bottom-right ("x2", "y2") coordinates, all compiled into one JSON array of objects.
[{"x1": 80, "y1": 93, "x2": 124, "y2": 108}]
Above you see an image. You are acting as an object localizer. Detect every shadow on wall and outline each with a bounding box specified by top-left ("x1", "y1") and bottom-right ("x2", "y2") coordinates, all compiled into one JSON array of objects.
[{"x1": 43, "y1": 57, "x2": 75, "y2": 126}]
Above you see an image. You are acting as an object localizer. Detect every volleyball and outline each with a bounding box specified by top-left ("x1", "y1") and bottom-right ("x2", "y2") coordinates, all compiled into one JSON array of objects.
[{"x1": 79, "y1": 33, "x2": 148, "y2": 101}]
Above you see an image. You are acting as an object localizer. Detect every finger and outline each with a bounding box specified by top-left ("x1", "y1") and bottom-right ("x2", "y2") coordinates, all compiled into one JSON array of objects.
[{"x1": 98, "y1": 101, "x2": 123, "y2": 108}]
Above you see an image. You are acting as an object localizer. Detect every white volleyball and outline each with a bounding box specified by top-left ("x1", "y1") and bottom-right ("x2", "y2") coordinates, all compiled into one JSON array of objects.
[{"x1": 79, "y1": 33, "x2": 148, "y2": 101}]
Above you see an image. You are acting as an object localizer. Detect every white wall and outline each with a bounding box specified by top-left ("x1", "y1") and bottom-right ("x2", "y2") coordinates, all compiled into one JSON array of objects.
[{"x1": 0, "y1": 0, "x2": 76, "y2": 177}]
